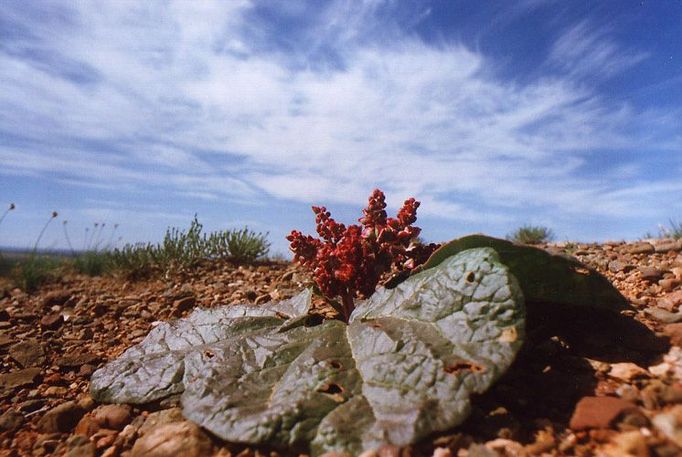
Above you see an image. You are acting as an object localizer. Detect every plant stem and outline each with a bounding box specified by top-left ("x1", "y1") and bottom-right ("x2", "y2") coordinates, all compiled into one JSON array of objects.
[
  {"x1": 34, "y1": 213, "x2": 57, "y2": 253},
  {"x1": 0, "y1": 203, "x2": 15, "y2": 227},
  {"x1": 341, "y1": 293, "x2": 354, "y2": 322},
  {"x1": 106, "y1": 224, "x2": 119, "y2": 250},
  {"x1": 83, "y1": 228, "x2": 90, "y2": 251},
  {"x1": 63, "y1": 221, "x2": 75, "y2": 255}
]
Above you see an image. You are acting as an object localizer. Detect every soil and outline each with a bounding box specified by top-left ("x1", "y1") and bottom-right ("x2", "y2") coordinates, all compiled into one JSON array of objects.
[{"x1": 2, "y1": 239, "x2": 682, "y2": 457}]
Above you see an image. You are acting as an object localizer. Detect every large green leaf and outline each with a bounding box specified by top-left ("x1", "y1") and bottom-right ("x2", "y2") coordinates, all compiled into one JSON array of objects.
[
  {"x1": 91, "y1": 248, "x2": 525, "y2": 455},
  {"x1": 413, "y1": 234, "x2": 628, "y2": 313},
  {"x1": 90, "y1": 289, "x2": 313, "y2": 404}
]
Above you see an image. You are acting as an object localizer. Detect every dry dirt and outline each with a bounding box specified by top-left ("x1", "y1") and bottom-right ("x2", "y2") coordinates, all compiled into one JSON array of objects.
[{"x1": 2, "y1": 239, "x2": 682, "y2": 457}]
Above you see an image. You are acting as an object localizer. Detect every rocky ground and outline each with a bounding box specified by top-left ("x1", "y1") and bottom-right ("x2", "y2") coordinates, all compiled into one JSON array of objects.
[{"x1": 2, "y1": 238, "x2": 682, "y2": 457}]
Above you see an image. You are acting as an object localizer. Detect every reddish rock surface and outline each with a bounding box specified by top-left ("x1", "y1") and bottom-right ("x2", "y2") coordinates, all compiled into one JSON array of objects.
[
  {"x1": 1, "y1": 240, "x2": 682, "y2": 455},
  {"x1": 569, "y1": 396, "x2": 640, "y2": 430}
]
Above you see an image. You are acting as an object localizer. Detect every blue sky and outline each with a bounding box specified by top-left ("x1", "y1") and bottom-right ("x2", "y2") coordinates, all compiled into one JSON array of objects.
[{"x1": 1, "y1": 0, "x2": 681, "y2": 255}]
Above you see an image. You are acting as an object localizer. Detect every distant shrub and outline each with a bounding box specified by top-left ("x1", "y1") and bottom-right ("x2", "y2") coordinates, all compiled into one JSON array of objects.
[
  {"x1": 0, "y1": 255, "x2": 16, "y2": 278},
  {"x1": 11, "y1": 256, "x2": 62, "y2": 292},
  {"x1": 663, "y1": 219, "x2": 682, "y2": 239},
  {"x1": 670, "y1": 220, "x2": 682, "y2": 239},
  {"x1": 9, "y1": 210, "x2": 62, "y2": 292},
  {"x1": 644, "y1": 220, "x2": 682, "y2": 240},
  {"x1": 72, "y1": 250, "x2": 112, "y2": 276},
  {"x1": 109, "y1": 216, "x2": 270, "y2": 277},
  {"x1": 507, "y1": 225, "x2": 555, "y2": 245},
  {"x1": 206, "y1": 227, "x2": 270, "y2": 263}
]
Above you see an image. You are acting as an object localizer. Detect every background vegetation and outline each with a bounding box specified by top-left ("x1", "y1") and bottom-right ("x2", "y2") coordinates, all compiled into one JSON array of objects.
[
  {"x1": 507, "y1": 224, "x2": 555, "y2": 245},
  {"x1": 0, "y1": 205, "x2": 271, "y2": 292}
]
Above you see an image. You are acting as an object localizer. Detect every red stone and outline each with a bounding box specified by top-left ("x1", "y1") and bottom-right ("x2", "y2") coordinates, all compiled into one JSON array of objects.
[{"x1": 569, "y1": 396, "x2": 640, "y2": 430}]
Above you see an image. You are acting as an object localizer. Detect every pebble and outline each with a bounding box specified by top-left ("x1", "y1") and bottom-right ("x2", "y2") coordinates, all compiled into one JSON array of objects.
[
  {"x1": 74, "y1": 414, "x2": 101, "y2": 437},
  {"x1": 432, "y1": 448, "x2": 452, "y2": 457},
  {"x1": 0, "y1": 333, "x2": 12, "y2": 347},
  {"x1": 652, "y1": 405, "x2": 682, "y2": 448},
  {"x1": 137, "y1": 408, "x2": 183, "y2": 436},
  {"x1": 171, "y1": 296, "x2": 195, "y2": 317},
  {"x1": 644, "y1": 307, "x2": 682, "y2": 324},
  {"x1": 40, "y1": 313, "x2": 64, "y2": 330},
  {"x1": 130, "y1": 421, "x2": 213, "y2": 457},
  {"x1": 36, "y1": 401, "x2": 84, "y2": 433},
  {"x1": 639, "y1": 266, "x2": 664, "y2": 282},
  {"x1": 65, "y1": 434, "x2": 95, "y2": 457},
  {"x1": 609, "y1": 363, "x2": 649, "y2": 382},
  {"x1": 653, "y1": 240, "x2": 682, "y2": 253},
  {"x1": 569, "y1": 396, "x2": 641, "y2": 430},
  {"x1": 43, "y1": 386, "x2": 69, "y2": 397},
  {"x1": 42, "y1": 290, "x2": 73, "y2": 308},
  {"x1": 0, "y1": 367, "x2": 42, "y2": 391},
  {"x1": 56, "y1": 352, "x2": 99, "y2": 368},
  {"x1": 628, "y1": 242, "x2": 655, "y2": 254},
  {"x1": 660, "y1": 278, "x2": 682, "y2": 293},
  {"x1": 650, "y1": 347, "x2": 682, "y2": 381},
  {"x1": 663, "y1": 323, "x2": 682, "y2": 346},
  {"x1": 255, "y1": 293, "x2": 271, "y2": 304},
  {"x1": 79, "y1": 364, "x2": 96, "y2": 377},
  {"x1": 641, "y1": 381, "x2": 682, "y2": 409},
  {"x1": 0, "y1": 409, "x2": 24, "y2": 432},
  {"x1": 92, "y1": 428, "x2": 118, "y2": 450},
  {"x1": 658, "y1": 290, "x2": 682, "y2": 311},
  {"x1": 609, "y1": 260, "x2": 634, "y2": 273},
  {"x1": 92, "y1": 404, "x2": 132, "y2": 431},
  {"x1": 9, "y1": 340, "x2": 45, "y2": 367},
  {"x1": 605, "y1": 430, "x2": 649, "y2": 457}
]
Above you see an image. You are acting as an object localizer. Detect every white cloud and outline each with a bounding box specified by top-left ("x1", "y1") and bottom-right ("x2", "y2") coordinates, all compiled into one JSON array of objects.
[
  {"x1": 548, "y1": 20, "x2": 648, "y2": 79},
  {"x1": 0, "y1": 0, "x2": 677, "y2": 238}
]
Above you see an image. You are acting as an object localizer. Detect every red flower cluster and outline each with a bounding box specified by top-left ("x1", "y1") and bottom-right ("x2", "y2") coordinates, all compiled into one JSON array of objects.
[{"x1": 287, "y1": 189, "x2": 438, "y2": 320}]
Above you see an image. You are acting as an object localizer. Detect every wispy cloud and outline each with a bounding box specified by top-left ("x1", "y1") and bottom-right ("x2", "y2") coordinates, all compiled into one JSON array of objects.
[
  {"x1": 548, "y1": 20, "x2": 648, "y2": 79},
  {"x1": 0, "y1": 0, "x2": 679, "y2": 248}
]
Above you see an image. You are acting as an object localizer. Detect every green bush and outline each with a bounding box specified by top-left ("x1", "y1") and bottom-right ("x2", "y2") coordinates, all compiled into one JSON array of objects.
[
  {"x1": 72, "y1": 251, "x2": 113, "y2": 276},
  {"x1": 206, "y1": 227, "x2": 270, "y2": 263},
  {"x1": 108, "y1": 216, "x2": 270, "y2": 277},
  {"x1": 11, "y1": 256, "x2": 62, "y2": 293},
  {"x1": 507, "y1": 225, "x2": 554, "y2": 245},
  {"x1": 0, "y1": 255, "x2": 16, "y2": 278},
  {"x1": 666, "y1": 220, "x2": 682, "y2": 239}
]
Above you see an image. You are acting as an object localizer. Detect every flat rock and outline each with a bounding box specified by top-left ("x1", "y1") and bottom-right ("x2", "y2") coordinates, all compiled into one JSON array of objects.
[
  {"x1": 36, "y1": 401, "x2": 84, "y2": 433},
  {"x1": 42, "y1": 290, "x2": 73, "y2": 308},
  {"x1": 0, "y1": 333, "x2": 12, "y2": 348},
  {"x1": 639, "y1": 266, "x2": 664, "y2": 282},
  {"x1": 0, "y1": 367, "x2": 42, "y2": 391},
  {"x1": 608, "y1": 260, "x2": 634, "y2": 273},
  {"x1": 569, "y1": 396, "x2": 640, "y2": 430},
  {"x1": 653, "y1": 240, "x2": 682, "y2": 253},
  {"x1": 644, "y1": 308, "x2": 682, "y2": 324},
  {"x1": 660, "y1": 279, "x2": 682, "y2": 294},
  {"x1": 40, "y1": 313, "x2": 64, "y2": 330},
  {"x1": 0, "y1": 409, "x2": 24, "y2": 432},
  {"x1": 658, "y1": 290, "x2": 682, "y2": 312},
  {"x1": 628, "y1": 242, "x2": 655, "y2": 254},
  {"x1": 9, "y1": 340, "x2": 45, "y2": 367},
  {"x1": 56, "y1": 352, "x2": 99, "y2": 368},
  {"x1": 130, "y1": 421, "x2": 213, "y2": 457}
]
